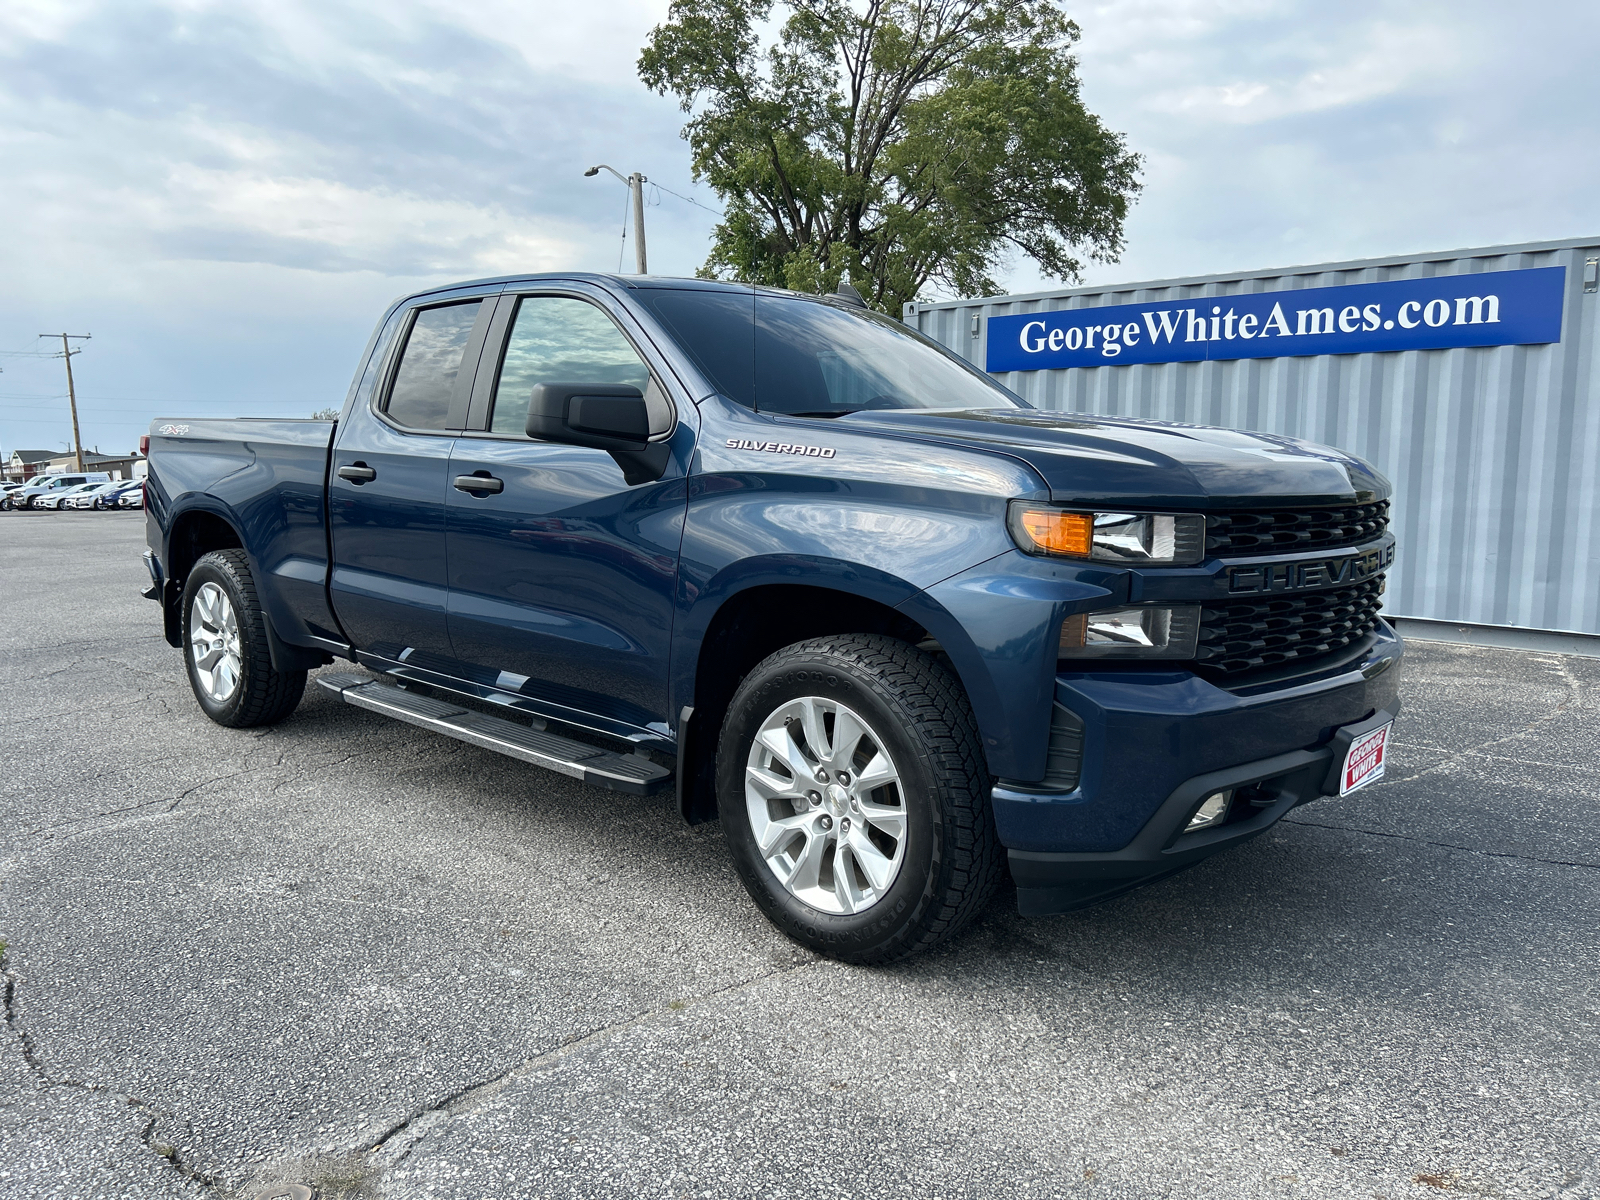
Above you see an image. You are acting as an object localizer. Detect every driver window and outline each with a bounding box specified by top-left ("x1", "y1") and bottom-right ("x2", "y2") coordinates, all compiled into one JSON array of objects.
[{"x1": 490, "y1": 296, "x2": 661, "y2": 436}]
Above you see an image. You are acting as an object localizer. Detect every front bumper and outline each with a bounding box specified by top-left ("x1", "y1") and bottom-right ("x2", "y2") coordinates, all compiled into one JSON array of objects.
[
  {"x1": 993, "y1": 621, "x2": 1403, "y2": 914},
  {"x1": 1008, "y1": 707, "x2": 1394, "y2": 915}
]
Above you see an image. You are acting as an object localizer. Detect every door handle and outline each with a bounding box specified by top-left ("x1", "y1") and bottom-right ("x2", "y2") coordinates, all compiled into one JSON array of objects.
[
  {"x1": 337, "y1": 463, "x2": 377, "y2": 484},
  {"x1": 453, "y1": 473, "x2": 504, "y2": 495}
]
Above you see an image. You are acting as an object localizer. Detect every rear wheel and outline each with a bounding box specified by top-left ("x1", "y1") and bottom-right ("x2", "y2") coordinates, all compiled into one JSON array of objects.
[
  {"x1": 181, "y1": 549, "x2": 306, "y2": 727},
  {"x1": 717, "y1": 634, "x2": 1002, "y2": 964}
]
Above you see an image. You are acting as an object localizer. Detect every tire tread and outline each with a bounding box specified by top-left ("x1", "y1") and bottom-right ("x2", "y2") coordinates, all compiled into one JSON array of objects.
[
  {"x1": 719, "y1": 633, "x2": 1002, "y2": 964},
  {"x1": 185, "y1": 548, "x2": 306, "y2": 727}
]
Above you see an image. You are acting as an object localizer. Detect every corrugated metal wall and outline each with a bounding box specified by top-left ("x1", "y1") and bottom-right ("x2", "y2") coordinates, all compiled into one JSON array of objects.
[{"x1": 906, "y1": 237, "x2": 1600, "y2": 637}]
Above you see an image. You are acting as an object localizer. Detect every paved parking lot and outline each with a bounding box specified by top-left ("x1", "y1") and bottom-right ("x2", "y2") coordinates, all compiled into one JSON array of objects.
[{"x1": 2, "y1": 512, "x2": 1597, "y2": 1200}]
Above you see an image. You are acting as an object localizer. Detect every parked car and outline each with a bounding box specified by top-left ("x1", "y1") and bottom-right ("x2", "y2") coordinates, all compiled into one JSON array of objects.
[
  {"x1": 66, "y1": 481, "x2": 125, "y2": 509},
  {"x1": 142, "y1": 273, "x2": 1401, "y2": 964},
  {"x1": 38, "y1": 482, "x2": 103, "y2": 509},
  {"x1": 116, "y1": 482, "x2": 146, "y2": 509},
  {"x1": 9, "y1": 473, "x2": 110, "y2": 509},
  {"x1": 92, "y1": 479, "x2": 144, "y2": 509}
]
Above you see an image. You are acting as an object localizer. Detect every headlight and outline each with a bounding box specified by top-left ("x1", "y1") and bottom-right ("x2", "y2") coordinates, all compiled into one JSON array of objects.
[
  {"x1": 1009, "y1": 502, "x2": 1206, "y2": 566},
  {"x1": 1059, "y1": 605, "x2": 1200, "y2": 660}
]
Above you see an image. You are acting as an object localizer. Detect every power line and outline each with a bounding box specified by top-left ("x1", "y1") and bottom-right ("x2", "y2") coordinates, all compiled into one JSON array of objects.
[
  {"x1": 649, "y1": 181, "x2": 724, "y2": 217},
  {"x1": 0, "y1": 399, "x2": 162, "y2": 409},
  {"x1": 616, "y1": 186, "x2": 632, "y2": 273}
]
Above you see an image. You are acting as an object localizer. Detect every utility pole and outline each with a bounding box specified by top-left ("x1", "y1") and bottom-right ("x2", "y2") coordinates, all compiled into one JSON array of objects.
[
  {"x1": 584, "y1": 165, "x2": 648, "y2": 273},
  {"x1": 39, "y1": 333, "x2": 90, "y2": 472}
]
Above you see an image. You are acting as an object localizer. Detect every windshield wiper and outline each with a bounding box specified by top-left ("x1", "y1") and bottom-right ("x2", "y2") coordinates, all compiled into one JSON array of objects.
[{"x1": 782, "y1": 409, "x2": 860, "y2": 418}]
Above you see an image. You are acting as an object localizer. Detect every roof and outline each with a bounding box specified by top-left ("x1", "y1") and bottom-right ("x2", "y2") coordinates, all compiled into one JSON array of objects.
[
  {"x1": 45, "y1": 451, "x2": 143, "y2": 466},
  {"x1": 8, "y1": 450, "x2": 56, "y2": 464},
  {"x1": 905, "y1": 232, "x2": 1600, "y2": 313},
  {"x1": 394, "y1": 272, "x2": 824, "y2": 311}
]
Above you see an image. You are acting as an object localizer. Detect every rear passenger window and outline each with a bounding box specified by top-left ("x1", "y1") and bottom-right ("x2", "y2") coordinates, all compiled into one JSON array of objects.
[
  {"x1": 385, "y1": 301, "x2": 483, "y2": 429},
  {"x1": 489, "y1": 297, "x2": 654, "y2": 436}
]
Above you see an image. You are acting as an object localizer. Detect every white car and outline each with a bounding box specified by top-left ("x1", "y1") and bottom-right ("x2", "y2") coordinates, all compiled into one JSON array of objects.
[
  {"x1": 38, "y1": 483, "x2": 103, "y2": 509},
  {"x1": 65, "y1": 483, "x2": 117, "y2": 508},
  {"x1": 8, "y1": 472, "x2": 110, "y2": 509},
  {"x1": 66, "y1": 480, "x2": 126, "y2": 509}
]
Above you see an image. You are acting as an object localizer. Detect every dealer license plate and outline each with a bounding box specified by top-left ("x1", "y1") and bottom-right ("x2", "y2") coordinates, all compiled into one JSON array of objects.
[{"x1": 1339, "y1": 721, "x2": 1391, "y2": 795}]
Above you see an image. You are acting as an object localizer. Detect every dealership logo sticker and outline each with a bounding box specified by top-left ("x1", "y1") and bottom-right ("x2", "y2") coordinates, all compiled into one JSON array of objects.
[
  {"x1": 1339, "y1": 722, "x2": 1391, "y2": 795},
  {"x1": 985, "y1": 265, "x2": 1566, "y2": 372}
]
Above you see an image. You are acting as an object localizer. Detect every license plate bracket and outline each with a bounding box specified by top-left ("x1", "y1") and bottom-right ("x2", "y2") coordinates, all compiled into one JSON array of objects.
[{"x1": 1321, "y1": 709, "x2": 1397, "y2": 796}]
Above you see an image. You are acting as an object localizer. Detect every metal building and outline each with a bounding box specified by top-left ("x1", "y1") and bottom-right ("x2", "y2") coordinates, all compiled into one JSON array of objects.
[{"x1": 905, "y1": 235, "x2": 1600, "y2": 654}]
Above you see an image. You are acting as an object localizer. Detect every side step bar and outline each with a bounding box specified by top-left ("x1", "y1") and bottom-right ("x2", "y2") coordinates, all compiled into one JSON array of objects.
[{"x1": 317, "y1": 673, "x2": 672, "y2": 796}]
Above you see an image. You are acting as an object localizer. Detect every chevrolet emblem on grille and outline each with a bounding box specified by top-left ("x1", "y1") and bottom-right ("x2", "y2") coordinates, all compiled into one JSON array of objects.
[{"x1": 1225, "y1": 542, "x2": 1394, "y2": 595}]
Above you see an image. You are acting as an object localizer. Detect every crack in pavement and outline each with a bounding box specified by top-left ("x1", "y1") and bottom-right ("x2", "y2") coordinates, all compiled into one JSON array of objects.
[
  {"x1": 18, "y1": 766, "x2": 264, "y2": 840},
  {"x1": 135, "y1": 1102, "x2": 225, "y2": 1194},
  {"x1": 3, "y1": 952, "x2": 45, "y2": 1076},
  {"x1": 361, "y1": 958, "x2": 822, "y2": 1172},
  {"x1": 4, "y1": 949, "x2": 219, "y2": 1193},
  {"x1": 1282, "y1": 817, "x2": 1600, "y2": 871}
]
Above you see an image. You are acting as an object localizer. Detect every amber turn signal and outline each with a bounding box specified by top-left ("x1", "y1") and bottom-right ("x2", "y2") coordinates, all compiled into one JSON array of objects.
[{"x1": 1012, "y1": 507, "x2": 1093, "y2": 557}]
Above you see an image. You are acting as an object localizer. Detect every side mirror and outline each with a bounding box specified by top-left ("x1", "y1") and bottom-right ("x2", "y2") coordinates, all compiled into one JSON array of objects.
[{"x1": 527, "y1": 383, "x2": 649, "y2": 451}]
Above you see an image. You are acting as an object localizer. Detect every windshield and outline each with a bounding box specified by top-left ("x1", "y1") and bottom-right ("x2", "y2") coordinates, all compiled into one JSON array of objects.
[{"x1": 634, "y1": 287, "x2": 1025, "y2": 416}]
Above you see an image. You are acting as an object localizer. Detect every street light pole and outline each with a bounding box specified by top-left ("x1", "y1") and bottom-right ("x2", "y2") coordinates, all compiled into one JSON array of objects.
[
  {"x1": 39, "y1": 333, "x2": 90, "y2": 472},
  {"x1": 584, "y1": 165, "x2": 648, "y2": 274}
]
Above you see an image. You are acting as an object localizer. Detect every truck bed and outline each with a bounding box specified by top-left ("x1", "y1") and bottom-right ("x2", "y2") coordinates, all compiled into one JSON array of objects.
[{"x1": 145, "y1": 418, "x2": 339, "y2": 649}]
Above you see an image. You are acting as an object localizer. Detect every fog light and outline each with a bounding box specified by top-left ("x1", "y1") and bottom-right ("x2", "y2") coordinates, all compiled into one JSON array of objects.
[{"x1": 1185, "y1": 790, "x2": 1232, "y2": 832}]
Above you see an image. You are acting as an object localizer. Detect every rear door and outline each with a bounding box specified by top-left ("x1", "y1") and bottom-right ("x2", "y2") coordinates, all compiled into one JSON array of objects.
[
  {"x1": 329, "y1": 289, "x2": 498, "y2": 661},
  {"x1": 443, "y1": 287, "x2": 691, "y2": 734}
]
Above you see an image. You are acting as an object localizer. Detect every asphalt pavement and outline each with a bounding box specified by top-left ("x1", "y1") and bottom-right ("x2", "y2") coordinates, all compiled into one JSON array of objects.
[{"x1": 2, "y1": 512, "x2": 1596, "y2": 1200}]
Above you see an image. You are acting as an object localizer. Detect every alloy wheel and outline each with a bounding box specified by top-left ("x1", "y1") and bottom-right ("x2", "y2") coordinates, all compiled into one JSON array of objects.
[
  {"x1": 189, "y1": 582, "x2": 243, "y2": 703},
  {"x1": 744, "y1": 696, "x2": 908, "y2": 915}
]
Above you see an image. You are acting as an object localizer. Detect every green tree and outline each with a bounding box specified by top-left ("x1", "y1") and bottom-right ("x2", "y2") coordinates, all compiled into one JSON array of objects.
[{"x1": 639, "y1": 0, "x2": 1141, "y2": 312}]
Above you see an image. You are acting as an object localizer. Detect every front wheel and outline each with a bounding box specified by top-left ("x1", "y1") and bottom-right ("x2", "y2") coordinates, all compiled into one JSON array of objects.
[
  {"x1": 181, "y1": 549, "x2": 306, "y2": 727},
  {"x1": 717, "y1": 634, "x2": 1002, "y2": 964}
]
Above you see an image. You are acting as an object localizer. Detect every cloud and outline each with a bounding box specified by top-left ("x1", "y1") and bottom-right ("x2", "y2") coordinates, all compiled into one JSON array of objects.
[
  {"x1": 0, "y1": 0, "x2": 720, "y2": 453},
  {"x1": 1041, "y1": 0, "x2": 1600, "y2": 288},
  {"x1": 0, "y1": 0, "x2": 1595, "y2": 456}
]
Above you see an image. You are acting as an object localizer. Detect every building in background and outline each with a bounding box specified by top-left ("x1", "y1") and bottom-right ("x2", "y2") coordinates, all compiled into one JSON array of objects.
[
  {"x1": 906, "y1": 235, "x2": 1599, "y2": 654},
  {"x1": 38, "y1": 450, "x2": 147, "y2": 480},
  {"x1": 4, "y1": 450, "x2": 60, "y2": 482}
]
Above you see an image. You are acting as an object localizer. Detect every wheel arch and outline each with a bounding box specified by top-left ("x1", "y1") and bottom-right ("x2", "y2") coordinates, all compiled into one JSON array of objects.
[
  {"x1": 160, "y1": 502, "x2": 327, "y2": 672},
  {"x1": 675, "y1": 571, "x2": 999, "y2": 825},
  {"x1": 160, "y1": 503, "x2": 246, "y2": 647}
]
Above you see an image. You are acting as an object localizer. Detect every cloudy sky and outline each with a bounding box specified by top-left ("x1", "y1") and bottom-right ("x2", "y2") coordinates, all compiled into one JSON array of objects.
[{"x1": 1, "y1": 0, "x2": 1596, "y2": 458}]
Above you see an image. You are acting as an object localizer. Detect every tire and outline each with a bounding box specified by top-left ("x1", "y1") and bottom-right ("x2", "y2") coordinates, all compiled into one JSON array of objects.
[
  {"x1": 180, "y1": 548, "x2": 306, "y2": 728},
  {"x1": 717, "y1": 633, "x2": 1002, "y2": 965}
]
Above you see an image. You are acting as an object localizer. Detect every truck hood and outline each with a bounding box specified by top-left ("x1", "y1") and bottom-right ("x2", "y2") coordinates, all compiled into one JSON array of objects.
[{"x1": 830, "y1": 408, "x2": 1388, "y2": 508}]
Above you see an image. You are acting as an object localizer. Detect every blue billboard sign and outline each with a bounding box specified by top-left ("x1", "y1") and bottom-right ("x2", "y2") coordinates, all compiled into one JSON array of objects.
[{"x1": 985, "y1": 265, "x2": 1566, "y2": 373}]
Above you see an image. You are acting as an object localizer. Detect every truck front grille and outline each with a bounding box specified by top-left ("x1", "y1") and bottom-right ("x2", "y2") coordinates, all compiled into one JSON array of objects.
[
  {"x1": 1206, "y1": 501, "x2": 1389, "y2": 557},
  {"x1": 1195, "y1": 576, "x2": 1386, "y2": 676}
]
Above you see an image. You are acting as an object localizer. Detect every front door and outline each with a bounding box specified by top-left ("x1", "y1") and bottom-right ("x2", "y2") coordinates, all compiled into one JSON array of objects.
[
  {"x1": 329, "y1": 294, "x2": 494, "y2": 661},
  {"x1": 444, "y1": 290, "x2": 689, "y2": 734}
]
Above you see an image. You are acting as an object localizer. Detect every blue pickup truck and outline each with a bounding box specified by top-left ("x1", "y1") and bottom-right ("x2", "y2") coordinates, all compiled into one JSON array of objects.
[{"x1": 143, "y1": 274, "x2": 1401, "y2": 963}]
